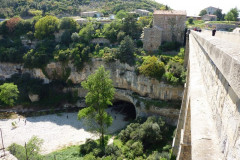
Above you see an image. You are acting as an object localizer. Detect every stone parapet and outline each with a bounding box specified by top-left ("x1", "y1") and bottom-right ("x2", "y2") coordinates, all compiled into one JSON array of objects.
[
  {"x1": 190, "y1": 31, "x2": 240, "y2": 159},
  {"x1": 192, "y1": 31, "x2": 240, "y2": 98}
]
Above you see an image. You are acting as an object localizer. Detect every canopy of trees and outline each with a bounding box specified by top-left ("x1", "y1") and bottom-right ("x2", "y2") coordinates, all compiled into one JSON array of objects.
[
  {"x1": 34, "y1": 16, "x2": 59, "y2": 40},
  {"x1": 225, "y1": 8, "x2": 239, "y2": 21},
  {"x1": 0, "y1": 0, "x2": 164, "y2": 18},
  {"x1": 0, "y1": 83, "x2": 19, "y2": 106}
]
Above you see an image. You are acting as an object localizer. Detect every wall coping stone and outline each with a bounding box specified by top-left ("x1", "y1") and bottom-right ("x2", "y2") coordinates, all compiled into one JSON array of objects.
[{"x1": 191, "y1": 31, "x2": 240, "y2": 98}]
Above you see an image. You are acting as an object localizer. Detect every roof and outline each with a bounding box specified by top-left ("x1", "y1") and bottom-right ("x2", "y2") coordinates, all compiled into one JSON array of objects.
[
  {"x1": 81, "y1": 11, "x2": 99, "y2": 14},
  {"x1": 136, "y1": 9, "x2": 150, "y2": 13},
  {"x1": 203, "y1": 14, "x2": 217, "y2": 17},
  {"x1": 153, "y1": 10, "x2": 187, "y2": 16}
]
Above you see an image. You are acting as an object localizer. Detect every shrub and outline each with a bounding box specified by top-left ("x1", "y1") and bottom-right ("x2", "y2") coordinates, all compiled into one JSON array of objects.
[
  {"x1": 159, "y1": 41, "x2": 181, "y2": 52},
  {"x1": 130, "y1": 141, "x2": 144, "y2": 157},
  {"x1": 188, "y1": 18, "x2": 193, "y2": 24},
  {"x1": 138, "y1": 56, "x2": 165, "y2": 81},
  {"x1": 79, "y1": 139, "x2": 98, "y2": 155},
  {"x1": 61, "y1": 30, "x2": 72, "y2": 45},
  {"x1": 8, "y1": 136, "x2": 43, "y2": 160},
  {"x1": 105, "y1": 144, "x2": 122, "y2": 158},
  {"x1": 71, "y1": 32, "x2": 80, "y2": 42},
  {"x1": 136, "y1": 40, "x2": 143, "y2": 48}
]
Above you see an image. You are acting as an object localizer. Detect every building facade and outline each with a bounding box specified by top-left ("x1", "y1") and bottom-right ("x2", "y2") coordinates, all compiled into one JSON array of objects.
[
  {"x1": 136, "y1": 9, "x2": 150, "y2": 16},
  {"x1": 142, "y1": 10, "x2": 186, "y2": 52}
]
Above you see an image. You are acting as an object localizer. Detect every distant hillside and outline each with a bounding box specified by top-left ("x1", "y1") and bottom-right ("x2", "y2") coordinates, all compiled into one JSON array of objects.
[{"x1": 0, "y1": 0, "x2": 164, "y2": 18}]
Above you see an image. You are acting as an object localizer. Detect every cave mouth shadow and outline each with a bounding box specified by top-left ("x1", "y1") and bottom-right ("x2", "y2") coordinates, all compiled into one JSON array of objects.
[{"x1": 109, "y1": 100, "x2": 136, "y2": 121}]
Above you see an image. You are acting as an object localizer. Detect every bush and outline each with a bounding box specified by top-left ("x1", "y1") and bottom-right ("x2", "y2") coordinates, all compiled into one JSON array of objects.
[
  {"x1": 136, "y1": 40, "x2": 143, "y2": 48},
  {"x1": 119, "y1": 116, "x2": 169, "y2": 151},
  {"x1": 79, "y1": 139, "x2": 98, "y2": 155},
  {"x1": 159, "y1": 41, "x2": 181, "y2": 52},
  {"x1": 105, "y1": 144, "x2": 122, "y2": 158},
  {"x1": 188, "y1": 18, "x2": 193, "y2": 24},
  {"x1": 138, "y1": 56, "x2": 165, "y2": 81},
  {"x1": 71, "y1": 32, "x2": 80, "y2": 42}
]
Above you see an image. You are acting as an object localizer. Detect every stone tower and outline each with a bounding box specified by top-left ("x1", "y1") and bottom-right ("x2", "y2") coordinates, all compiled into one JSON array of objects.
[{"x1": 143, "y1": 10, "x2": 187, "y2": 52}]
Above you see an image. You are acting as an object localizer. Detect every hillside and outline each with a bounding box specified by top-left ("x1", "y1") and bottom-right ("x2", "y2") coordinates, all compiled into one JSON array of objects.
[{"x1": 0, "y1": 0, "x2": 164, "y2": 18}]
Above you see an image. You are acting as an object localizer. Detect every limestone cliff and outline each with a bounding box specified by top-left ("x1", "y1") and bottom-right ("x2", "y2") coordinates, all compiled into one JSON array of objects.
[{"x1": 0, "y1": 59, "x2": 183, "y2": 125}]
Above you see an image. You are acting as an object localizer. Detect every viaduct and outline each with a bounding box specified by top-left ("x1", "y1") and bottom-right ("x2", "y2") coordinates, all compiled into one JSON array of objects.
[{"x1": 173, "y1": 30, "x2": 240, "y2": 160}]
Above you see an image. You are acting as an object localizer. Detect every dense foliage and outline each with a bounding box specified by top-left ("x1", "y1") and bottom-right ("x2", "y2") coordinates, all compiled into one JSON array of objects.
[
  {"x1": 34, "y1": 16, "x2": 59, "y2": 40},
  {"x1": 44, "y1": 116, "x2": 175, "y2": 160},
  {"x1": 225, "y1": 8, "x2": 239, "y2": 21},
  {"x1": 0, "y1": 0, "x2": 163, "y2": 18},
  {"x1": 138, "y1": 56, "x2": 165, "y2": 81},
  {"x1": 8, "y1": 136, "x2": 43, "y2": 160},
  {"x1": 117, "y1": 36, "x2": 136, "y2": 65},
  {"x1": 0, "y1": 83, "x2": 19, "y2": 106}
]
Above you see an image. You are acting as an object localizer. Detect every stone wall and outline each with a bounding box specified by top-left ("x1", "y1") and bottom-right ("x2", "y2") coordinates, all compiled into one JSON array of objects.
[
  {"x1": 153, "y1": 14, "x2": 186, "y2": 43},
  {"x1": 142, "y1": 26, "x2": 162, "y2": 52},
  {"x1": 190, "y1": 31, "x2": 240, "y2": 159},
  {"x1": 91, "y1": 38, "x2": 110, "y2": 45},
  {"x1": 174, "y1": 31, "x2": 240, "y2": 159},
  {"x1": 205, "y1": 23, "x2": 239, "y2": 31}
]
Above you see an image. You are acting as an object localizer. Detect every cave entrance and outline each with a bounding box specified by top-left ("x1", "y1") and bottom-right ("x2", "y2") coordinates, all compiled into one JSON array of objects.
[{"x1": 109, "y1": 100, "x2": 136, "y2": 121}]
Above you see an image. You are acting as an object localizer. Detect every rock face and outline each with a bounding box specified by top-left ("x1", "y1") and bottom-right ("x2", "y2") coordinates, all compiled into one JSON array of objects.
[
  {"x1": 28, "y1": 94, "x2": 40, "y2": 102},
  {"x1": 0, "y1": 59, "x2": 183, "y2": 125},
  {"x1": 67, "y1": 59, "x2": 183, "y2": 100}
]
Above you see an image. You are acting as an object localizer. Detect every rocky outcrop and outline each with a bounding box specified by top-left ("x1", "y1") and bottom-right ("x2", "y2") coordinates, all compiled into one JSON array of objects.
[
  {"x1": 28, "y1": 93, "x2": 40, "y2": 102},
  {"x1": 0, "y1": 59, "x2": 183, "y2": 125}
]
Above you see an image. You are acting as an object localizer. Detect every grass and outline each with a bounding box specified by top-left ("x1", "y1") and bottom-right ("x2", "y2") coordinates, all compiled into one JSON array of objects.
[
  {"x1": 44, "y1": 145, "x2": 83, "y2": 160},
  {"x1": 44, "y1": 135, "x2": 112, "y2": 160},
  {"x1": 186, "y1": 20, "x2": 240, "y2": 29}
]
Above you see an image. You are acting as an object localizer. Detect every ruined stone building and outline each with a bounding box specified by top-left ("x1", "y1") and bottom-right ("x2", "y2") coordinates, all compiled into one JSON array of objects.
[{"x1": 142, "y1": 10, "x2": 186, "y2": 52}]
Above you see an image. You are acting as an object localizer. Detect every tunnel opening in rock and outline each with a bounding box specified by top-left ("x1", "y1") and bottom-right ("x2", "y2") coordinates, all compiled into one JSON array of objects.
[{"x1": 109, "y1": 100, "x2": 136, "y2": 121}]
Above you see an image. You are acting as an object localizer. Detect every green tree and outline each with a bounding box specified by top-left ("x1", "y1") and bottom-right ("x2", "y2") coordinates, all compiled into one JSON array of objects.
[
  {"x1": 79, "y1": 22, "x2": 95, "y2": 43},
  {"x1": 199, "y1": 9, "x2": 207, "y2": 16},
  {"x1": 138, "y1": 56, "x2": 165, "y2": 81},
  {"x1": 0, "y1": 83, "x2": 19, "y2": 106},
  {"x1": 188, "y1": 18, "x2": 193, "y2": 24},
  {"x1": 116, "y1": 10, "x2": 128, "y2": 19},
  {"x1": 122, "y1": 14, "x2": 141, "y2": 39},
  {"x1": 78, "y1": 66, "x2": 115, "y2": 151},
  {"x1": 34, "y1": 16, "x2": 59, "y2": 40},
  {"x1": 225, "y1": 8, "x2": 239, "y2": 21},
  {"x1": 213, "y1": 9, "x2": 223, "y2": 21},
  {"x1": 117, "y1": 36, "x2": 135, "y2": 65},
  {"x1": 59, "y1": 17, "x2": 79, "y2": 32}
]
